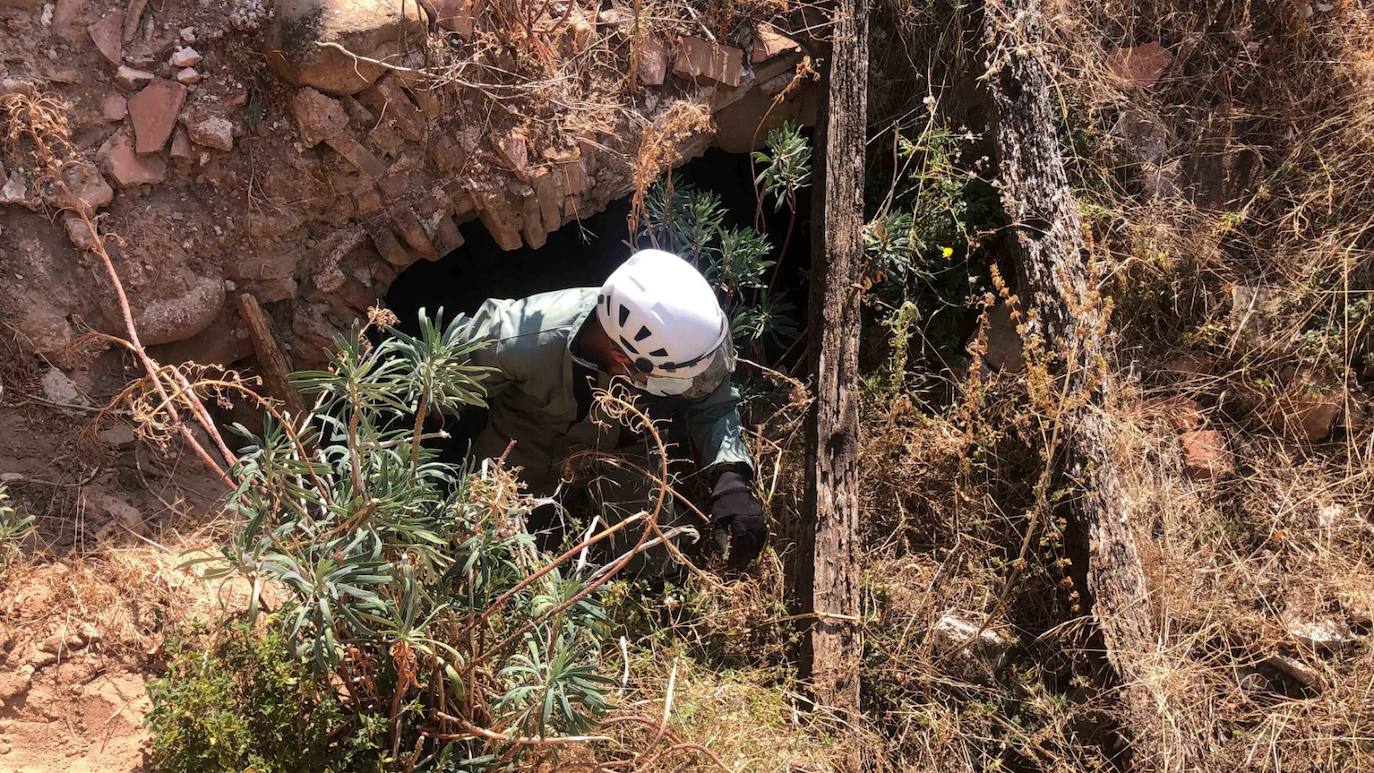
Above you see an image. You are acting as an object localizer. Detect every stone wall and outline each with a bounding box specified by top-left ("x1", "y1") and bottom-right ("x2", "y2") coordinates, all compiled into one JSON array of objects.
[{"x1": 0, "y1": 0, "x2": 814, "y2": 372}]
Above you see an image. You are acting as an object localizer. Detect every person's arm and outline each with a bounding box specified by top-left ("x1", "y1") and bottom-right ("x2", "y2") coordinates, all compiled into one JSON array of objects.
[
  {"x1": 683, "y1": 377, "x2": 754, "y2": 475},
  {"x1": 684, "y1": 377, "x2": 766, "y2": 567}
]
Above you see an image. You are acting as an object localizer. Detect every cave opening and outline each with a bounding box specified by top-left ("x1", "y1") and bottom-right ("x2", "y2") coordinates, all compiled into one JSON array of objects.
[
  {"x1": 385, "y1": 147, "x2": 812, "y2": 330},
  {"x1": 383, "y1": 146, "x2": 813, "y2": 456}
]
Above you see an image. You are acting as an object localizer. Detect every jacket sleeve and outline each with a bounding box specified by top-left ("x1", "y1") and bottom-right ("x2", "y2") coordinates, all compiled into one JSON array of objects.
[
  {"x1": 683, "y1": 376, "x2": 754, "y2": 475},
  {"x1": 457, "y1": 299, "x2": 516, "y2": 404}
]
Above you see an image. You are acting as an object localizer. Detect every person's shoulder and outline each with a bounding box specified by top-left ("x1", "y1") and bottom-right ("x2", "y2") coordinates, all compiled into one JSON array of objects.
[{"x1": 481, "y1": 287, "x2": 596, "y2": 343}]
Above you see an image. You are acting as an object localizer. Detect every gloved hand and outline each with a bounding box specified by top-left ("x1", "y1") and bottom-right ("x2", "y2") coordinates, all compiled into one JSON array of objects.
[{"x1": 709, "y1": 468, "x2": 767, "y2": 568}]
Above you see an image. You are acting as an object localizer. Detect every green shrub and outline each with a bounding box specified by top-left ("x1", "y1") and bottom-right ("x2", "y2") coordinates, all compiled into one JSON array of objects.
[
  {"x1": 145, "y1": 623, "x2": 387, "y2": 772},
  {"x1": 175, "y1": 310, "x2": 616, "y2": 769}
]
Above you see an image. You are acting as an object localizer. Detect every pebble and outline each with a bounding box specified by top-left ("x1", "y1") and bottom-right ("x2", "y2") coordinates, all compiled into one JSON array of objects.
[
  {"x1": 175, "y1": 67, "x2": 201, "y2": 85},
  {"x1": 179, "y1": 26, "x2": 196, "y2": 43}
]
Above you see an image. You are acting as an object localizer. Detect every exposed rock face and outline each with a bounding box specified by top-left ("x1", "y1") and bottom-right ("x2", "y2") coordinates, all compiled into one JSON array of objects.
[{"x1": 265, "y1": 0, "x2": 430, "y2": 95}]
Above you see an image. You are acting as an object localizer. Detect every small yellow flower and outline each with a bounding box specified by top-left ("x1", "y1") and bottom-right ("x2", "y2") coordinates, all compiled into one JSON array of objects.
[{"x1": 941, "y1": 246, "x2": 954, "y2": 258}]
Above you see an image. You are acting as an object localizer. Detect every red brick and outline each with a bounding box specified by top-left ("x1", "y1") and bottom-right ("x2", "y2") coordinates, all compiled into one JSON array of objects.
[
  {"x1": 637, "y1": 36, "x2": 669, "y2": 86},
  {"x1": 474, "y1": 190, "x2": 522, "y2": 251},
  {"x1": 673, "y1": 37, "x2": 742, "y2": 87},
  {"x1": 751, "y1": 22, "x2": 800, "y2": 64},
  {"x1": 390, "y1": 207, "x2": 439, "y2": 260}
]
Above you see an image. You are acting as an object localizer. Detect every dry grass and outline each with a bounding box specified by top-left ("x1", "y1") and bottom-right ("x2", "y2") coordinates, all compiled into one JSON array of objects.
[{"x1": 835, "y1": 2, "x2": 1374, "y2": 769}]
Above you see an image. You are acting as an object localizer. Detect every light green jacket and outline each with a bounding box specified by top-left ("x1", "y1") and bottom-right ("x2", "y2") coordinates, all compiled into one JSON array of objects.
[{"x1": 461, "y1": 287, "x2": 753, "y2": 495}]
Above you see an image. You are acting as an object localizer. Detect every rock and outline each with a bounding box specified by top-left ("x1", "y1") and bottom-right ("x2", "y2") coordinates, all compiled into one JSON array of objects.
[
  {"x1": 431, "y1": 0, "x2": 480, "y2": 37},
  {"x1": 673, "y1": 36, "x2": 743, "y2": 87},
  {"x1": 1265, "y1": 653, "x2": 1321, "y2": 690},
  {"x1": 98, "y1": 129, "x2": 166, "y2": 186},
  {"x1": 100, "y1": 92, "x2": 127, "y2": 121},
  {"x1": 0, "y1": 175, "x2": 30, "y2": 207},
  {"x1": 1274, "y1": 382, "x2": 1342, "y2": 442},
  {"x1": 98, "y1": 423, "x2": 136, "y2": 446},
  {"x1": 179, "y1": 26, "x2": 195, "y2": 42},
  {"x1": 326, "y1": 134, "x2": 387, "y2": 180},
  {"x1": 290, "y1": 86, "x2": 350, "y2": 146},
  {"x1": 637, "y1": 36, "x2": 668, "y2": 86},
  {"x1": 47, "y1": 160, "x2": 113, "y2": 215},
  {"x1": 168, "y1": 46, "x2": 201, "y2": 67},
  {"x1": 113, "y1": 64, "x2": 154, "y2": 90},
  {"x1": 40, "y1": 367, "x2": 86, "y2": 405},
  {"x1": 127, "y1": 78, "x2": 186, "y2": 153},
  {"x1": 1105, "y1": 41, "x2": 1171, "y2": 88},
  {"x1": 174, "y1": 67, "x2": 201, "y2": 84},
  {"x1": 932, "y1": 612, "x2": 1010, "y2": 682},
  {"x1": 265, "y1": 0, "x2": 430, "y2": 96},
  {"x1": 62, "y1": 213, "x2": 99, "y2": 250},
  {"x1": 187, "y1": 115, "x2": 234, "y2": 151},
  {"x1": 91, "y1": 489, "x2": 145, "y2": 540},
  {"x1": 751, "y1": 22, "x2": 800, "y2": 64},
  {"x1": 87, "y1": 9, "x2": 122, "y2": 66},
  {"x1": 134, "y1": 273, "x2": 226, "y2": 345},
  {"x1": 1282, "y1": 610, "x2": 1357, "y2": 652},
  {"x1": 52, "y1": 0, "x2": 85, "y2": 43},
  {"x1": 0, "y1": 665, "x2": 33, "y2": 704},
  {"x1": 1180, "y1": 429, "x2": 1233, "y2": 481},
  {"x1": 169, "y1": 126, "x2": 193, "y2": 159},
  {"x1": 38, "y1": 630, "x2": 86, "y2": 655}
]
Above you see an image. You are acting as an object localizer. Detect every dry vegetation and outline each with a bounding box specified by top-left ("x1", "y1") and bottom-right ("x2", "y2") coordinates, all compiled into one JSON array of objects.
[{"x1": 5, "y1": 0, "x2": 1374, "y2": 770}]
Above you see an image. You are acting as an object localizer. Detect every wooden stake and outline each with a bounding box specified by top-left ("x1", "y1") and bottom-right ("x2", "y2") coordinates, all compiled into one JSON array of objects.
[
  {"x1": 235, "y1": 293, "x2": 306, "y2": 420},
  {"x1": 802, "y1": 0, "x2": 867, "y2": 722}
]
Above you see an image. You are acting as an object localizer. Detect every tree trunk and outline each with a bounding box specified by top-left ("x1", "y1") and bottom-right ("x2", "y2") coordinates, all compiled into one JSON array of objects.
[
  {"x1": 984, "y1": 2, "x2": 1202, "y2": 768},
  {"x1": 802, "y1": 0, "x2": 867, "y2": 721}
]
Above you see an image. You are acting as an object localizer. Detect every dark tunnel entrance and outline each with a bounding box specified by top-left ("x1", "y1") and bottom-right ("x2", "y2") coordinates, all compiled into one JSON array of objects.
[{"x1": 383, "y1": 146, "x2": 814, "y2": 456}]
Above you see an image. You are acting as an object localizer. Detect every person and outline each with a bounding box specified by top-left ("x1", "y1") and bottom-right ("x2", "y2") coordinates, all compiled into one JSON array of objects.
[{"x1": 457, "y1": 249, "x2": 767, "y2": 570}]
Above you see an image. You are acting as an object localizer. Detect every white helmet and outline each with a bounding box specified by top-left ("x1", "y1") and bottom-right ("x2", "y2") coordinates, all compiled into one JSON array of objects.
[{"x1": 597, "y1": 249, "x2": 734, "y2": 397}]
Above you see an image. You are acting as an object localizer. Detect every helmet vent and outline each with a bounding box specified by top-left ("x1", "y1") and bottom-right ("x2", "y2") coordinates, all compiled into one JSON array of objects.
[
  {"x1": 618, "y1": 304, "x2": 630, "y2": 327},
  {"x1": 634, "y1": 325, "x2": 652, "y2": 342},
  {"x1": 649, "y1": 348, "x2": 668, "y2": 357},
  {"x1": 619, "y1": 337, "x2": 639, "y2": 355}
]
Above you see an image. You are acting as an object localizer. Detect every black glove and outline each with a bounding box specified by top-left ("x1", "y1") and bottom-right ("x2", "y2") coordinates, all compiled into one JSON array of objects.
[{"x1": 709, "y1": 468, "x2": 767, "y2": 567}]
